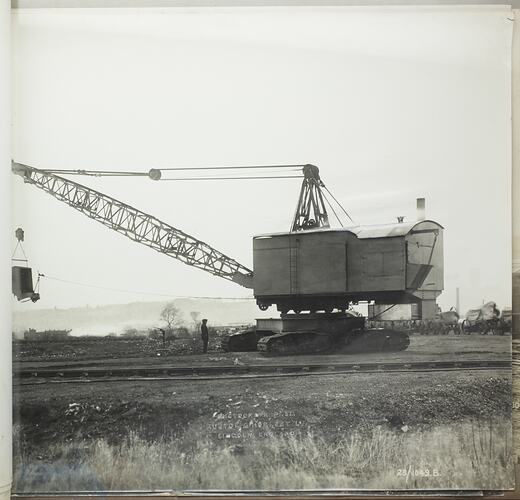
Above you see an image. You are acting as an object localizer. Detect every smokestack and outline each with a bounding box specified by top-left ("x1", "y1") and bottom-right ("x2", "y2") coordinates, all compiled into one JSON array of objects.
[
  {"x1": 416, "y1": 198, "x2": 425, "y2": 221},
  {"x1": 456, "y1": 287, "x2": 460, "y2": 314}
]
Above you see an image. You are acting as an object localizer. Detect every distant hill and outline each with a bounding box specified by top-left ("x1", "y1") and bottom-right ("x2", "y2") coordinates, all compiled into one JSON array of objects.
[
  {"x1": 12, "y1": 299, "x2": 269, "y2": 336},
  {"x1": 15, "y1": 273, "x2": 519, "y2": 337}
]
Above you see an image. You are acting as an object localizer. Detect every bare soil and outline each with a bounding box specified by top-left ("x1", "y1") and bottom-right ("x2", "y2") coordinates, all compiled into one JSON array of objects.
[
  {"x1": 13, "y1": 333, "x2": 513, "y2": 474},
  {"x1": 14, "y1": 368, "x2": 511, "y2": 461},
  {"x1": 13, "y1": 333, "x2": 511, "y2": 371},
  {"x1": 13, "y1": 335, "x2": 208, "y2": 363}
]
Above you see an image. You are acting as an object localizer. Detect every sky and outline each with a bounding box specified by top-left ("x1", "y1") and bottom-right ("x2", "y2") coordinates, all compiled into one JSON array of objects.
[{"x1": 11, "y1": 5, "x2": 513, "y2": 316}]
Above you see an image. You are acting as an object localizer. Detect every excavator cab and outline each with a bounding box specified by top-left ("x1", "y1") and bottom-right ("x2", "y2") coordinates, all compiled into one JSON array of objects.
[{"x1": 12, "y1": 228, "x2": 40, "y2": 303}]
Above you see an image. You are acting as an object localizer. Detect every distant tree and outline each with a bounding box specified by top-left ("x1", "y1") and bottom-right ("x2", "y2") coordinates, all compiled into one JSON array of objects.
[
  {"x1": 121, "y1": 327, "x2": 140, "y2": 338},
  {"x1": 160, "y1": 302, "x2": 182, "y2": 339},
  {"x1": 174, "y1": 326, "x2": 190, "y2": 338}
]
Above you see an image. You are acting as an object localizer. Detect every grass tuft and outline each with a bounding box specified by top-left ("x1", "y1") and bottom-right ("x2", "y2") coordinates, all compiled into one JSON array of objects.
[{"x1": 13, "y1": 419, "x2": 513, "y2": 492}]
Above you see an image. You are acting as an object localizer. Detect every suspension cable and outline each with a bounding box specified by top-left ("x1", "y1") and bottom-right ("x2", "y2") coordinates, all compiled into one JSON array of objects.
[
  {"x1": 41, "y1": 170, "x2": 149, "y2": 177},
  {"x1": 321, "y1": 191, "x2": 343, "y2": 228},
  {"x1": 41, "y1": 164, "x2": 306, "y2": 178},
  {"x1": 37, "y1": 163, "x2": 355, "y2": 223},
  {"x1": 11, "y1": 240, "x2": 29, "y2": 264},
  {"x1": 160, "y1": 164, "x2": 306, "y2": 171},
  {"x1": 161, "y1": 175, "x2": 303, "y2": 181},
  {"x1": 322, "y1": 185, "x2": 356, "y2": 225}
]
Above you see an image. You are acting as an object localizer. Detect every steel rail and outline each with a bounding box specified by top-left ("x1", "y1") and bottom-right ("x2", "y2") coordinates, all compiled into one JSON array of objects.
[{"x1": 13, "y1": 359, "x2": 511, "y2": 386}]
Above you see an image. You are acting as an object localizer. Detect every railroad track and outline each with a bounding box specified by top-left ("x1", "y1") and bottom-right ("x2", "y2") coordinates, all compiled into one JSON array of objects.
[{"x1": 13, "y1": 359, "x2": 512, "y2": 385}]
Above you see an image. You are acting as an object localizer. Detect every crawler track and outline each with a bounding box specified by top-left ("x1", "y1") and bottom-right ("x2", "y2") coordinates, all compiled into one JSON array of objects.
[{"x1": 13, "y1": 359, "x2": 512, "y2": 386}]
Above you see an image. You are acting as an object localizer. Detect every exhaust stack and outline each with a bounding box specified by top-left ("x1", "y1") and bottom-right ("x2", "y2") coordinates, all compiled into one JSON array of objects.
[{"x1": 416, "y1": 197, "x2": 426, "y2": 221}]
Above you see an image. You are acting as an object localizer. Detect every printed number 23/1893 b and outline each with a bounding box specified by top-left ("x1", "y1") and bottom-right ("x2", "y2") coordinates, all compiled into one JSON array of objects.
[{"x1": 397, "y1": 467, "x2": 441, "y2": 478}]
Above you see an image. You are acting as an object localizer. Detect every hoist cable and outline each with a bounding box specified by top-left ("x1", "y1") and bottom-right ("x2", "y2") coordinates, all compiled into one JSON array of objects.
[
  {"x1": 322, "y1": 185, "x2": 356, "y2": 225},
  {"x1": 322, "y1": 191, "x2": 343, "y2": 228},
  {"x1": 38, "y1": 274, "x2": 255, "y2": 301}
]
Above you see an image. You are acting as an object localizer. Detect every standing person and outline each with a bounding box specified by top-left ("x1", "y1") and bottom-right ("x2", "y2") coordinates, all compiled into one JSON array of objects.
[{"x1": 201, "y1": 319, "x2": 209, "y2": 353}]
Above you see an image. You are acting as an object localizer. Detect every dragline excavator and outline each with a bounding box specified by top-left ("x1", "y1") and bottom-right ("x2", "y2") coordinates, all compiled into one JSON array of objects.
[{"x1": 12, "y1": 161, "x2": 444, "y2": 355}]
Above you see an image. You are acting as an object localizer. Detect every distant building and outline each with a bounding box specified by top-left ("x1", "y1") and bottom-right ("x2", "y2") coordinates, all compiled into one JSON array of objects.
[{"x1": 23, "y1": 328, "x2": 71, "y2": 341}]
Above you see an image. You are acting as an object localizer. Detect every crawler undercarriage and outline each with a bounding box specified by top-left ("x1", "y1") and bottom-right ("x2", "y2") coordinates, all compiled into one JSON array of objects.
[{"x1": 222, "y1": 312, "x2": 410, "y2": 355}]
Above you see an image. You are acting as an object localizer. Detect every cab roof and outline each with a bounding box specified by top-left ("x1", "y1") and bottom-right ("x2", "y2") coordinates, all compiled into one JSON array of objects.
[{"x1": 254, "y1": 220, "x2": 443, "y2": 240}]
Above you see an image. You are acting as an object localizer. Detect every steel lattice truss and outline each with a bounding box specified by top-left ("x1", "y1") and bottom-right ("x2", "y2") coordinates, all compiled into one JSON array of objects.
[
  {"x1": 291, "y1": 164, "x2": 330, "y2": 232},
  {"x1": 12, "y1": 162, "x2": 254, "y2": 289}
]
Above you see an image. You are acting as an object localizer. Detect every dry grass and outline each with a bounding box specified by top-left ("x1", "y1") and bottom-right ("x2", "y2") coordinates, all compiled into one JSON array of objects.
[{"x1": 13, "y1": 419, "x2": 513, "y2": 492}]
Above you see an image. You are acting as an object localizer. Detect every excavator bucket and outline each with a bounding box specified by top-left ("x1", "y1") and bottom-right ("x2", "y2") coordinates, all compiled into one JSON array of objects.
[{"x1": 12, "y1": 266, "x2": 40, "y2": 302}]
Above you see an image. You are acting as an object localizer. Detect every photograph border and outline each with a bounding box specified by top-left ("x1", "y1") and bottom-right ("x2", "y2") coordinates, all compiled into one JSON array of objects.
[{"x1": 4, "y1": 1, "x2": 519, "y2": 498}]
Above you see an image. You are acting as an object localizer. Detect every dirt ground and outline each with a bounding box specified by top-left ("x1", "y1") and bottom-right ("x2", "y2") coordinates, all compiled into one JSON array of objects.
[
  {"x1": 12, "y1": 333, "x2": 513, "y2": 482},
  {"x1": 14, "y1": 367, "x2": 511, "y2": 461},
  {"x1": 13, "y1": 333, "x2": 512, "y2": 371},
  {"x1": 13, "y1": 335, "x2": 205, "y2": 363}
]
